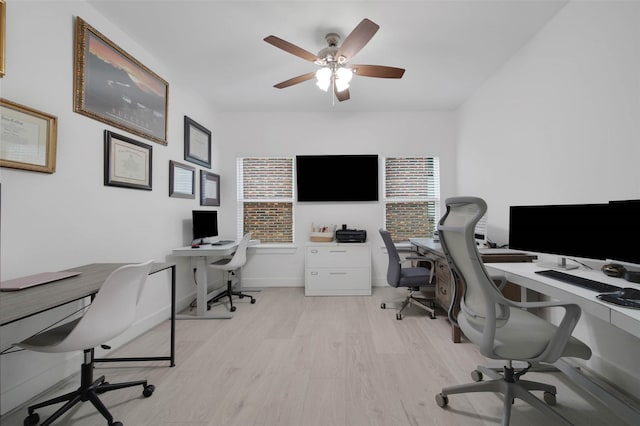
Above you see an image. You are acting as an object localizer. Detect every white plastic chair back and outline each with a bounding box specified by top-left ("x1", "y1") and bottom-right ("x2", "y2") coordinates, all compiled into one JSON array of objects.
[
  {"x1": 216, "y1": 233, "x2": 251, "y2": 271},
  {"x1": 38, "y1": 261, "x2": 153, "y2": 353}
]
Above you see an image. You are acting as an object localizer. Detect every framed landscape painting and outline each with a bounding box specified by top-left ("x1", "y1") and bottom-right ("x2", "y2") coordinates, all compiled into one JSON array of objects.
[{"x1": 74, "y1": 17, "x2": 169, "y2": 145}]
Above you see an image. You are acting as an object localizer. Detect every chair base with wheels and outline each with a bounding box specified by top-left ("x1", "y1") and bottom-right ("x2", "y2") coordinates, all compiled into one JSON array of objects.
[
  {"x1": 435, "y1": 360, "x2": 566, "y2": 426},
  {"x1": 24, "y1": 348, "x2": 154, "y2": 426},
  {"x1": 207, "y1": 269, "x2": 256, "y2": 312},
  {"x1": 380, "y1": 287, "x2": 436, "y2": 320}
]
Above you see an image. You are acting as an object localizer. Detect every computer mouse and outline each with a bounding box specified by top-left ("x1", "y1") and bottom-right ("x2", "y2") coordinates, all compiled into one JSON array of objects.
[
  {"x1": 602, "y1": 263, "x2": 626, "y2": 277},
  {"x1": 619, "y1": 287, "x2": 640, "y2": 300}
]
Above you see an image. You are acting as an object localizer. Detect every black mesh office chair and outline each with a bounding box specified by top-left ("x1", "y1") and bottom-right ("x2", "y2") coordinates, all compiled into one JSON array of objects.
[
  {"x1": 379, "y1": 228, "x2": 437, "y2": 319},
  {"x1": 435, "y1": 197, "x2": 592, "y2": 425}
]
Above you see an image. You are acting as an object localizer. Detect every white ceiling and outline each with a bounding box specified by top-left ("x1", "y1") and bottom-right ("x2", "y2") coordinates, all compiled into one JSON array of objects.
[{"x1": 88, "y1": 0, "x2": 568, "y2": 113}]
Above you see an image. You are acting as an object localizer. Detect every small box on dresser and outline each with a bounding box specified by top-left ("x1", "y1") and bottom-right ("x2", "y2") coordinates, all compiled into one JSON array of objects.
[{"x1": 305, "y1": 243, "x2": 371, "y2": 296}]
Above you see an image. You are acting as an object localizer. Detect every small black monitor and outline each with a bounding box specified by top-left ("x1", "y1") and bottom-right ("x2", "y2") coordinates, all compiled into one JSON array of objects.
[{"x1": 192, "y1": 210, "x2": 218, "y2": 243}]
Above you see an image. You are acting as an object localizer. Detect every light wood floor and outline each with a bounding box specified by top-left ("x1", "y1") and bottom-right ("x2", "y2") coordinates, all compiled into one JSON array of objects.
[{"x1": 1, "y1": 287, "x2": 629, "y2": 425}]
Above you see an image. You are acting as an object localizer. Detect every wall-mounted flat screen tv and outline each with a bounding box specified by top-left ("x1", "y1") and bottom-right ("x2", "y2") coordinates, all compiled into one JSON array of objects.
[{"x1": 296, "y1": 155, "x2": 378, "y2": 202}]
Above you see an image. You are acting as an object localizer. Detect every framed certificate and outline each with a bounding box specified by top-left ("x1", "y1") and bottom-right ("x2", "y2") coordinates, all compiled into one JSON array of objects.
[
  {"x1": 0, "y1": 98, "x2": 58, "y2": 173},
  {"x1": 104, "y1": 130, "x2": 152, "y2": 190},
  {"x1": 184, "y1": 116, "x2": 211, "y2": 168}
]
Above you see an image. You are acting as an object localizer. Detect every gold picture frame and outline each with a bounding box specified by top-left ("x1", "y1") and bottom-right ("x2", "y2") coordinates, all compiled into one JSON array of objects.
[
  {"x1": 0, "y1": 98, "x2": 58, "y2": 173},
  {"x1": 0, "y1": 0, "x2": 5, "y2": 77},
  {"x1": 74, "y1": 17, "x2": 169, "y2": 145}
]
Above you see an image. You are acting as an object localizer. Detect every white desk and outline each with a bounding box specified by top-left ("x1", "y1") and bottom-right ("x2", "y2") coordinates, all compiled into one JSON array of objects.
[
  {"x1": 172, "y1": 242, "x2": 239, "y2": 319},
  {"x1": 485, "y1": 262, "x2": 640, "y2": 424},
  {"x1": 484, "y1": 263, "x2": 640, "y2": 339}
]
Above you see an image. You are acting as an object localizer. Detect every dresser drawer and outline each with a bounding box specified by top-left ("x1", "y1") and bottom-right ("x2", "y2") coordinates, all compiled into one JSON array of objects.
[
  {"x1": 435, "y1": 262, "x2": 453, "y2": 309},
  {"x1": 305, "y1": 268, "x2": 371, "y2": 296},
  {"x1": 306, "y1": 245, "x2": 370, "y2": 268}
]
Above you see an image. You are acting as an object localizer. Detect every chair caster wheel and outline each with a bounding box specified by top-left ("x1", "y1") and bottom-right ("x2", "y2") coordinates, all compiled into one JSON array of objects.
[
  {"x1": 543, "y1": 391, "x2": 557, "y2": 405},
  {"x1": 143, "y1": 384, "x2": 155, "y2": 398},
  {"x1": 471, "y1": 370, "x2": 483, "y2": 382},
  {"x1": 435, "y1": 393, "x2": 448, "y2": 408},
  {"x1": 380, "y1": 303, "x2": 386, "y2": 309},
  {"x1": 230, "y1": 306, "x2": 237, "y2": 312},
  {"x1": 250, "y1": 298, "x2": 256, "y2": 304},
  {"x1": 396, "y1": 313, "x2": 402, "y2": 320},
  {"x1": 430, "y1": 312, "x2": 436, "y2": 319},
  {"x1": 113, "y1": 422, "x2": 123, "y2": 426},
  {"x1": 24, "y1": 412, "x2": 39, "y2": 426},
  {"x1": 207, "y1": 305, "x2": 212, "y2": 311}
]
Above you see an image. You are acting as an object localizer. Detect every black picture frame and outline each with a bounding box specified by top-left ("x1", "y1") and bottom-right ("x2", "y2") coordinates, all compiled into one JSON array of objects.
[
  {"x1": 184, "y1": 116, "x2": 211, "y2": 168},
  {"x1": 104, "y1": 130, "x2": 152, "y2": 190},
  {"x1": 169, "y1": 160, "x2": 195, "y2": 199},
  {"x1": 200, "y1": 170, "x2": 220, "y2": 206}
]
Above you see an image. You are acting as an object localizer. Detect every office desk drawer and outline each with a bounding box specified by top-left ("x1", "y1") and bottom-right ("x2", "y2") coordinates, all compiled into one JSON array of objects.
[
  {"x1": 305, "y1": 268, "x2": 371, "y2": 296},
  {"x1": 306, "y1": 245, "x2": 370, "y2": 268}
]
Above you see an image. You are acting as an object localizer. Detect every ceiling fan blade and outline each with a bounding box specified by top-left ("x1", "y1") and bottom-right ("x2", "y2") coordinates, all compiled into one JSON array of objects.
[
  {"x1": 264, "y1": 35, "x2": 319, "y2": 63},
  {"x1": 351, "y1": 64, "x2": 405, "y2": 79},
  {"x1": 273, "y1": 72, "x2": 316, "y2": 89},
  {"x1": 335, "y1": 86, "x2": 350, "y2": 102},
  {"x1": 336, "y1": 18, "x2": 379, "y2": 62}
]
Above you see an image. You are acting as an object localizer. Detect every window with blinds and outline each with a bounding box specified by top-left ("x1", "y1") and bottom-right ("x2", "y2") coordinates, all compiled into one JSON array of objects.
[
  {"x1": 383, "y1": 157, "x2": 440, "y2": 241},
  {"x1": 237, "y1": 157, "x2": 294, "y2": 243}
]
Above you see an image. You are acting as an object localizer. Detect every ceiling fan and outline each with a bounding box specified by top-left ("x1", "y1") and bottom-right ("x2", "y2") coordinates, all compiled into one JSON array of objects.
[{"x1": 264, "y1": 18, "x2": 405, "y2": 102}]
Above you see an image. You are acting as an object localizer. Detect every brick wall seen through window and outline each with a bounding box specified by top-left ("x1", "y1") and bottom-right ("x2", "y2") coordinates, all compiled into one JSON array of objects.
[
  {"x1": 384, "y1": 157, "x2": 440, "y2": 242},
  {"x1": 237, "y1": 158, "x2": 294, "y2": 243}
]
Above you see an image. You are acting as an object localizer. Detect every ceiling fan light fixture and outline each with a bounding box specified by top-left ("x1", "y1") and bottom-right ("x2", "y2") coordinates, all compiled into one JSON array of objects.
[
  {"x1": 335, "y1": 67, "x2": 353, "y2": 92},
  {"x1": 315, "y1": 67, "x2": 331, "y2": 92}
]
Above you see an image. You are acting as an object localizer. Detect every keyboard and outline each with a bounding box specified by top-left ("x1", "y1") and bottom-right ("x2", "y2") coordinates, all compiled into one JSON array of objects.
[{"x1": 535, "y1": 269, "x2": 621, "y2": 293}]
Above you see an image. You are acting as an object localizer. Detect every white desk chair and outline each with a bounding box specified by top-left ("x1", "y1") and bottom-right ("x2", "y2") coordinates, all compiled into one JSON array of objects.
[
  {"x1": 434, "y1": 197, "x2": 592, "y2": 425},
  {"x1": 16, "y1": 261, "x2": 156, "y2": 426},
  {"x1": 207, "y1": 233, "x2": 255, "y2": 312}
]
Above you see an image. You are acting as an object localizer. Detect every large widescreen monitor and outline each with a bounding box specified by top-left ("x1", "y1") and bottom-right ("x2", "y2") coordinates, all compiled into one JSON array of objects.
[
  {"x1": 296, "y1": 155, "x2": 378, "y2": 202},
  {"x1": 608, "y1": 199, "x2": 640, "y2": 266},
  {"x1": 508, "y1": 203, "x2": 610, "y2": 263}
]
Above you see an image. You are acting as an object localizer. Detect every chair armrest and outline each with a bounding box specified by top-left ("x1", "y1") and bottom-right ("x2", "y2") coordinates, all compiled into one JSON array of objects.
[
  {"x1": 497, "y1": 297, "x2": 584, "y2": 363},
  {"x1": 490, "y1": 274, "x2": 507, "y2": 291},
  {"x1": 405, "y1": 256, "x2": 435, "y2": 284}
]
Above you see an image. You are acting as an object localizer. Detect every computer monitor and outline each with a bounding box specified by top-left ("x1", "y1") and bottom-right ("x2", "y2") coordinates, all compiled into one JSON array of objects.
[
  {"x1": 608, "y1": 199, "x2": 640, "y2": 267},
  {"x1": 192, "y1": 210, "x2": 219, "y2": 244},
  {"x1": 508, "y1": 203, "x2": 610, "y2": 269}
]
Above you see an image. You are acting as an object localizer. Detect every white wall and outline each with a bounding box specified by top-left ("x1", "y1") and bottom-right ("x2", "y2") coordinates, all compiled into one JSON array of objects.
[
  {"x1": 0, "y1": 1, "x2": 221, "y2": 413},
  {"x1": 215, "y1": 111, "x2": 457, "y2": 288},
  {"x1": 456, "y1": 1, "x2": 640, "y2": 396}
]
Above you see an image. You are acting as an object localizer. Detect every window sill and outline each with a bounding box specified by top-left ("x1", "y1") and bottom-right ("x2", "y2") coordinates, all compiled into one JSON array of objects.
[{"x1": 248, "y1": 244, "x2": 298, "y2": 255}]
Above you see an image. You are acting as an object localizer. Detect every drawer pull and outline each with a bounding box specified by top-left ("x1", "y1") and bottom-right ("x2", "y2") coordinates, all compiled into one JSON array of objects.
[
  {"x1": 310, "y1": 249, "x2": 318, "y2": 253},
  {"x1": 329, "y1": 250, "x2": 347, "y2": 253},
  {"x1": 310, "y1": 271, "x2": 319, "y2": 276},
  {"x1": 329, "y1": 272, "x2": 348, "y2": 275},
  {"x1": 439, "y1": 286, "x2": 447, "y2": 295}
]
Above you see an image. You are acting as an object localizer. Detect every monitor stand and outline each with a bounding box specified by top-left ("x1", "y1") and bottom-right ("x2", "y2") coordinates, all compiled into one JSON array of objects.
[{"x1": 536, "y1": 256, "x2": 579, "y2": 270}]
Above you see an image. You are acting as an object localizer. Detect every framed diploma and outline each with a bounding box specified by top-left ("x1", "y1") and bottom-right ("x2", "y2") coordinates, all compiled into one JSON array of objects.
[
  {"x1": 104, "y1": 130, "x2": 152, "y2": 191},
  {"x1": 0, "y1": 98, "x2": 58, "y2": 173},
  {"x1": 169, "y1": 160, "x2": 195, "y2": 199},
  {"x1": 200, "y1": 170, "x2": 220, "y2": 206},
  {"x1": 184, "y1": 116, "x2": 211, "y2": 168},
  {"x1": 0, "y1": 0, "x2": 5, "y2": 78}
]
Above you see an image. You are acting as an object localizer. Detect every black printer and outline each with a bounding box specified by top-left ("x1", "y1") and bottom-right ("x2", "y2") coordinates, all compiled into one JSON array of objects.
[{"x1": 336, "y1": 229, "x2": 367, "y2": 243}]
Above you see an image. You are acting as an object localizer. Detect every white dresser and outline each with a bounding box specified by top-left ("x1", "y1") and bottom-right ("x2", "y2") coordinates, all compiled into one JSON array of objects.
[{"x1": 304, "y1": 243, "x2": 371, "y2": 296}]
